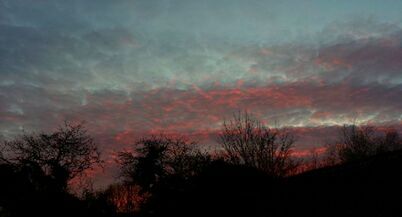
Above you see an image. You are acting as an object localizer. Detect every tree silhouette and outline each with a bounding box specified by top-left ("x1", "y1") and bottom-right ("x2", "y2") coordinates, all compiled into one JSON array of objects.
[
  {"x1": 327, "y1": 124, "x2": 402, "y2": 163},
  {"x1": 218, "y1": 111, "x2": 298, "y2": 177},
  {"x1": 337, "y1": 125, "x2": 376, "y2": 162},
  {"x1": 0, "y1": 122, "x2": 101, "y2": 191},
  {"x1": 118, "y1": 135, "x2": 210, "y2": 190},
  {"x1": 378, "y1": 129, "x2": 402, "y2": 153},
  {"x1": 118, "y1": 136, "x2": 168, "y2": 190}
]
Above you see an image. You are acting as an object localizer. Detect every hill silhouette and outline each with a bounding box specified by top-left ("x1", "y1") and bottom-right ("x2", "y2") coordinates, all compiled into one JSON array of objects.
[
  {"x1": 283, "y1": 150, "x2": 402, "y2": 217},
  {"x1": 142, "y1": 151, "x2": 402, "y2": 217}
]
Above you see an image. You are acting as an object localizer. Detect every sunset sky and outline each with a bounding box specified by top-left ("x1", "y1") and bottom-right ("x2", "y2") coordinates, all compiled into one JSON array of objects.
[{"x1": 1, "y1": 0, "x2": 402, "y2": 186}]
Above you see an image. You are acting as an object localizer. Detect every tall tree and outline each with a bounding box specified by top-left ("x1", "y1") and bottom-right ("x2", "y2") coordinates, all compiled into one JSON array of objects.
[{"x1": 218, "y1": 111, "x2": 298, "y2": 177}]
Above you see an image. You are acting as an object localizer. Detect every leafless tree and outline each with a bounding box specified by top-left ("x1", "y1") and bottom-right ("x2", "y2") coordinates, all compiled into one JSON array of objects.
[
  {"x1": 336, "y1": 125, "x2": 376, "y2": 162},
  {"x1": 307, "y1": 148, "x2": 321, "y2": 170},
  {"x1": 103, "y1": 184, "x2": 150, "y2": 214},
  {"x1": 218, "y1": 111, "x2": 298, "y2": 177},
  {"x1": 377, "y1": 129, "x2": 402, "y2": 153},
  {"x1": 0, "y1": 122, "x2": 102, "y2": 190},
  {"x1": 326, "y1": 124, "x2": 402, "y2": 163}
]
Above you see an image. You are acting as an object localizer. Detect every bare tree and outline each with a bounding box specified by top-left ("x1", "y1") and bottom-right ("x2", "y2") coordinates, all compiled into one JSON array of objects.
[
  {"x1": 307, "y1": 148, "x2": 321, "y2": 171},
  {"x1": 336, "y1": 125, "x2": 376, "y2": 162},
  {"x1": 218, "y1": 111, "x2": 298, "y2": 177},
  {"x1": 377, "y1": 129, "x2": 402, "y2": 153},
  {"x1": 326, "y1": 124, "x2": 402, "y2": 163},
  {"x1": 322, "y1": 143, "x2": 340, "y2": 167},
  {"x1": 0, "y1": 122, "x2": 102, "y2": 190},
  {"x1": 103, "y1": 184, "x2": 150, "y2": 214}
]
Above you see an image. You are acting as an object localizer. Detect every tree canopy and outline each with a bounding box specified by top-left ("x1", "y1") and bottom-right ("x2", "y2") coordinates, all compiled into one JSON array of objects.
[{"x1": 0, "y1": 122, "x2": 102, "y2": 190}]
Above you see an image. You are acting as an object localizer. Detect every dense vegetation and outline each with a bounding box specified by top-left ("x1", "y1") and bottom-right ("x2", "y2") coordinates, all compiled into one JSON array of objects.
[{"x1": 1, "y1": 112, "x2": 401, "y2": 217}]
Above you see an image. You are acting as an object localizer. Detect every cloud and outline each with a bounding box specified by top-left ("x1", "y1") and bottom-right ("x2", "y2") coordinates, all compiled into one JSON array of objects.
[
  {"x1": 2, "y1": 79, "x2": 400, "y2": 141},
  {"x1": 315, "y1": 34, "x2": 402, "y2": 84},
  {"x1": 1, "y1": 1, "x2": 402, "y2": 187},
  {"x1": 236, "y1": 30, "x2": 402, "y2": 86}
]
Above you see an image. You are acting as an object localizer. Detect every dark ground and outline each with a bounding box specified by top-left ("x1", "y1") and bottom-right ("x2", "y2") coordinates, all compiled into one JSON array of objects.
[
  {"x1": 2, "y1": 150, "x2": 402, "y2": 217},
  {"x1": 146, "y1": 150, "x2": 402, "y2": 217}
]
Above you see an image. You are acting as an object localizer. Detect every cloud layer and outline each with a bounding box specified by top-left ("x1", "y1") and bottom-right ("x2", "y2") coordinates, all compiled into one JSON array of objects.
[{"x1": 1, "y1": 0, "x2": 402, "y2": 187}]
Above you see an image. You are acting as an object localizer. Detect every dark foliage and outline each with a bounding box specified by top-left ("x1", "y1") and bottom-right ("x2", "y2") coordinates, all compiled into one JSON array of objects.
[
  {"x1": 116, "y1": 135, "x2": 212, "y2": 214},
  {"x1": 141, "y1": 160, "x2": 276, "y2": 217},
  {"x1": 139, "y1": 151, "x2": 402, "y2": 217},
  {"x1": 281, "y1": 150, "x2": 402, "y2": 217},
  {"x1": 0, "y1": 163, "x2": 86, "y2": 217},
  {"x1": 118, "y1": 135, "x2": 211, "y2": 189},
  {"x1": 0, "y1": 122, "x2": 102, "y2": 191},
  {"x1": 1, "y1": 121, "x2": 402, "y2": 217},
  {"x1": 0, "y1": 122, "x2": 105, "y2": 217}
]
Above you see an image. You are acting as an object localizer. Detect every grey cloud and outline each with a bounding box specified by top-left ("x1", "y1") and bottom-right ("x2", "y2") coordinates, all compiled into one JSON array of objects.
[{"x1": 237, "y1": 22, "x2": 402, "y2": 86}]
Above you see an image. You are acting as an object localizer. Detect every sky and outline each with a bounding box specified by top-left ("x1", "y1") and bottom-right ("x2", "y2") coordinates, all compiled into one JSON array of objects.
[{"x1": 1, "y1": 0, "x2": 402, "y2": 186}]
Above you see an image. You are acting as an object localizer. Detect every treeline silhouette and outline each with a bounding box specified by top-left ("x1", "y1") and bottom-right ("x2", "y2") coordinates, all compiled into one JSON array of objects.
[{"x1": 1, "y1": 112, "x2": 402, "y2": 217}]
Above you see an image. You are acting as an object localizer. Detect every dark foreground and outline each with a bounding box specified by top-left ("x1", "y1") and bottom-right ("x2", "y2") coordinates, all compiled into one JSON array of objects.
[
  {"x1": 2, "y1": 151, "x2": 402, "y2": 217},
  {"x1": 147, "y1": 150, "x2": 402, "y2": 217}
]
